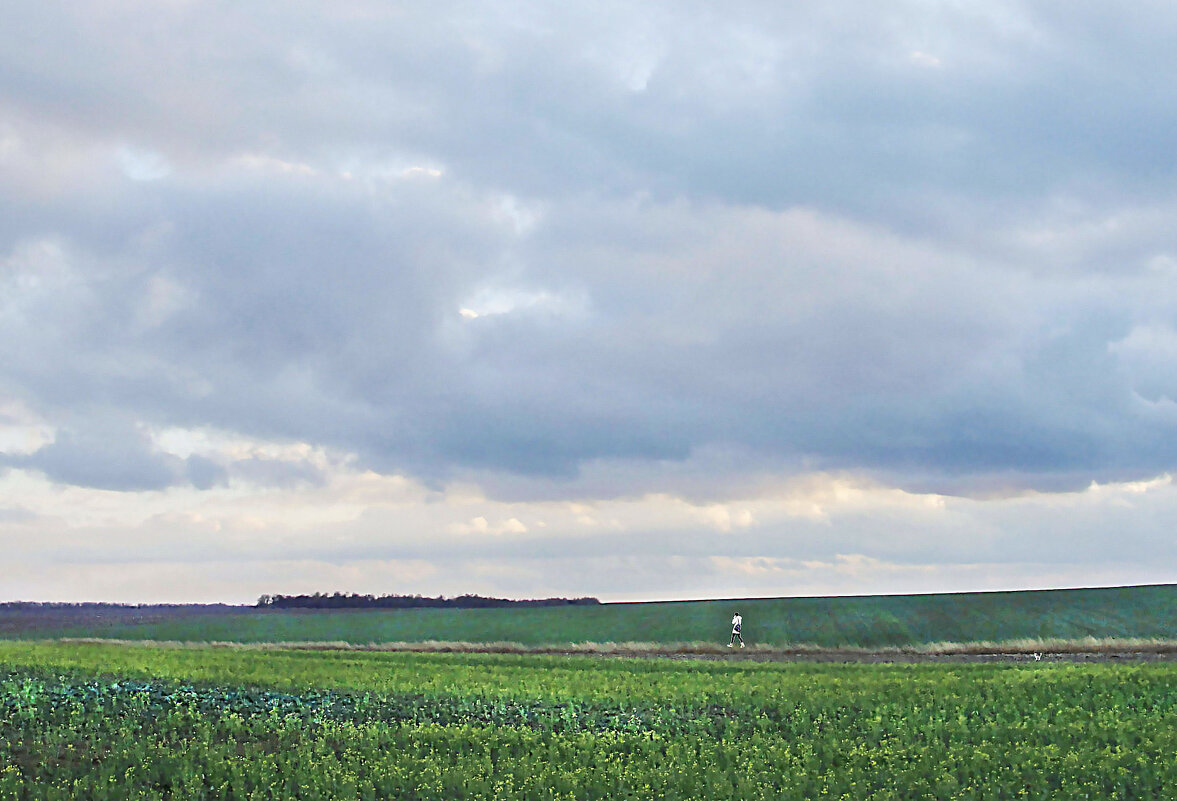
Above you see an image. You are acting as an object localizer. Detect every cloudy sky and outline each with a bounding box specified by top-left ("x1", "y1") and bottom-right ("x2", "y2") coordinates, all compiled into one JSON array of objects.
[{"x1": 3, "y1": 1, "x2": 1177, "y2": 603}]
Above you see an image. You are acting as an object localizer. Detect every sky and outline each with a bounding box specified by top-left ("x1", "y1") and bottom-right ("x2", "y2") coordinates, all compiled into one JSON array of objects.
[{"x1": 2, "y1": 1, "x2": 1177, "y2": 603}]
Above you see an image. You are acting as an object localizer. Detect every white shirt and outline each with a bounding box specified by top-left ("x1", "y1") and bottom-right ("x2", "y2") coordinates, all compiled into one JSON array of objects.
[{"x1": 731, "y1": 614, "x2": 742, "y2": 630}]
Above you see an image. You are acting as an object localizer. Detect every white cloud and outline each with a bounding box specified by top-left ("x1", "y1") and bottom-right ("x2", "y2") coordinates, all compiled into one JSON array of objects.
[
  {"x1": 5, "y1": 450, "x2": 1177, "y2": 601},
  {"x1": 456, "y1": 285, "x2": 581, "y2": 320},
  {"x1": 0, "y1": 400, "x2": 54, "y2": 455},
  {"x1": 908, "y1": 51, "x2": 942, "y2": 68},
  {"x1": 1110, "y1": 324, "x2": 1177, "y2": 361},
  {"x1": 1109, "y1": 324, "x2": 1177, "y2": 402},
  {"x1": 134, "y1": 274, "x2": 190, "y2": 330},
  {"x1": 1146, "y1": 254, "x2": 1177, "y2": 276},
  {"x1": 693, "y1": 504, "x2": 756, "y2": 532},
  {"x1": 231, "y1": 153, "x2": 318, "y2": 176},
  {"x1": 4, "y1": 0, "x2": 1177, "y2": 600},
  {"x1": 117, "y1": 146, "x2": 171, "y2": 181},
  {"x1": 449, "y1": 515, "x2": 529, "y2": 535}
]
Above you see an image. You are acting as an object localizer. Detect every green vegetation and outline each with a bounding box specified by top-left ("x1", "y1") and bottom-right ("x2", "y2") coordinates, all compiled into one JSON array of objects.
[
  {"x1": 8, "y1": 584, "x2": 1177, "y2": 648},
  {"x1": 2, "y1": 641, "x2": 1174, "y2": 799}
]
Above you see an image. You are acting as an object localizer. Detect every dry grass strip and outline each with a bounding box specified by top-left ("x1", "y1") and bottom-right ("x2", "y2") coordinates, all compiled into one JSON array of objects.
[{"x1": 46, "y1": 636, "x2": 1177, "y2": 659}]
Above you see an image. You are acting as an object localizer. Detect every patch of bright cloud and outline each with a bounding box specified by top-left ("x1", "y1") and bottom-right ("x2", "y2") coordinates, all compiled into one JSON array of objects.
[
  {"x1": 0, "y1": 126, "x2": 18, "y2": 160},
  {"x1": 1084, "y1": 473, "x2": 1171, "y2": 497},
  {"x1": 694, "y1": 504, "x2": 756, "y2": 532},
  {"x1": 908, "y1": 51, "x2": 942, "y2": 68},
  {"x1": 1146, "y1": 254, "x2": 1177, "y2": 276},
  {"x1": 1109, "y1": 324, "x2": 1177, "y2": 402},
  {"x1": 0, "y1": 402, "x2": 54, "y2": 455},
  {"x1": 117, "y1": 146, "x2": 171, "y2": 181},
  {"x1": 491, "y1": 194, "x2": 541, "y2": 235},
  {"x1": 457, "y1": 286, "x2": 580, "y2": 320},
  {"x1": 448, "y1": 515, "x2": 529, "y2": 535},
  {"x1": 231, "y1": 153, "x2": 317, "y2": 176},
  {"x1": 134, "y1": 274, "x2": 190, "y2": 330}
]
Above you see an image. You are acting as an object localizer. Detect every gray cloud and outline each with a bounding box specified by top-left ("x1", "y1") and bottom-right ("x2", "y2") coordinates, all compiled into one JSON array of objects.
[
  {"x1": 1, "y1": 1, "x2": 1176, "y2": 500},
  {"x1": 228, "y1": 456, "x2": 326, "y2": 490},
  {"x1": 0, "y1": 421, "x2": 226, "y2": 492},
  {"x1": 0, "y1": 506, "x2": 36, "y2": 524}
]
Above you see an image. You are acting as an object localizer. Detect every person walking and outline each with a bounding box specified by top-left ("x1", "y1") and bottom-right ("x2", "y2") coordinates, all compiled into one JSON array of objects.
[{"x1": 728, "y1": 611, "x2": 744, "y2": 647}]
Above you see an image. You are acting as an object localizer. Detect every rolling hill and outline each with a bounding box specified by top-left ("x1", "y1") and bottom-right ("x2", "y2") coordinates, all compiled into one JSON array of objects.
[{"x1": 6, "y1": 583, "x2": 1177, "y2": 648}]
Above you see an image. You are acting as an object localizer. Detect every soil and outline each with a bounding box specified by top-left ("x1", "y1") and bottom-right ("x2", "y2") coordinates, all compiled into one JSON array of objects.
[
  {"x1": 647, "y1": 650, "x2": 1177, "y2": 664},
  {"x1": 259, "y1": 642, "x2": 1177, "y2": 663}
]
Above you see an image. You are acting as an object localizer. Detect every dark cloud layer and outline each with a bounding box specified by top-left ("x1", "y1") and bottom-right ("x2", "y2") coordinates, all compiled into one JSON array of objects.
[
  {"x1": 2, "y1": 1, "x2": 1177, "y2": 498},
  {"x1": 0, "y1": 420, "x2": 226, "y2": 491}
]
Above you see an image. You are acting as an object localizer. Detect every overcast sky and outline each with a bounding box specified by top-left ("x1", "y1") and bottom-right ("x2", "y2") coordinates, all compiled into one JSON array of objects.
[{"x1": 3, "y1": 1, "x2": 1177, "y2": 603}]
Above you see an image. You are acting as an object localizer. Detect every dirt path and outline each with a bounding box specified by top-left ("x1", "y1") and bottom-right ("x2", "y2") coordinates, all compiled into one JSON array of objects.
[
  {"x1": 39, "y1": 637, "x2": 1177, "y2": 664},
  {"x1": 648, "y1": 650, "x2": 1177, "y2": 664}
]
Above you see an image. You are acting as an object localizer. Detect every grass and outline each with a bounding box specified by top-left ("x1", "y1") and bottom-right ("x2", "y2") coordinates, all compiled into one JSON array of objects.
[{"x1": 7, "y1": 583, "x2": 1177, "y2": 648}]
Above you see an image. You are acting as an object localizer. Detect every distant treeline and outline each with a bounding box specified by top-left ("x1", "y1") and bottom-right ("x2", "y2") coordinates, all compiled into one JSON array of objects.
[{"x1": 256, "y1": 593, "x2": 601, "y2": 610}]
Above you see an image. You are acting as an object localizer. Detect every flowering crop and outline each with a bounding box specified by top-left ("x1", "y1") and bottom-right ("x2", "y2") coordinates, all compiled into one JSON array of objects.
[{"x1": 2, "y1": 643, "x2": 1175, "y2": 799}]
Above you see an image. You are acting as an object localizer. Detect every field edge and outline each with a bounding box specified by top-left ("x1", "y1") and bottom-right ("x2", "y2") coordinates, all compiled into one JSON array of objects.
[{"x1": 33, "y1": 635, "x2": 1177, "y2": 662}]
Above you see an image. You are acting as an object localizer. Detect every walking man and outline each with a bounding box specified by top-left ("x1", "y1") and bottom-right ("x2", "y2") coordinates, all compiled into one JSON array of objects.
[{"x1": 728, "y1": 611, "x2": 744, "y2": 647}]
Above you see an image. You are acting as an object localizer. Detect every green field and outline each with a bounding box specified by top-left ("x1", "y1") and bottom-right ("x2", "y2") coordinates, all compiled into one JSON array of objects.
[
  {"x1": 2, "y1": 641, "x2": 1174, "y2": 799},
  {"x1": 9, "y1": 584, "x2": 1177, "y2": 648}
]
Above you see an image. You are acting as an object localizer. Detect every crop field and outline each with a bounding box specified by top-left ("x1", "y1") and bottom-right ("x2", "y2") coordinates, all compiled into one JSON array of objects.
[
  {"x1": 2, "y1": 641, "x2": 1175, "y2": 800},
  {"x1": 7, "y1": 584, "x2": 1177, "y2": 649}
]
